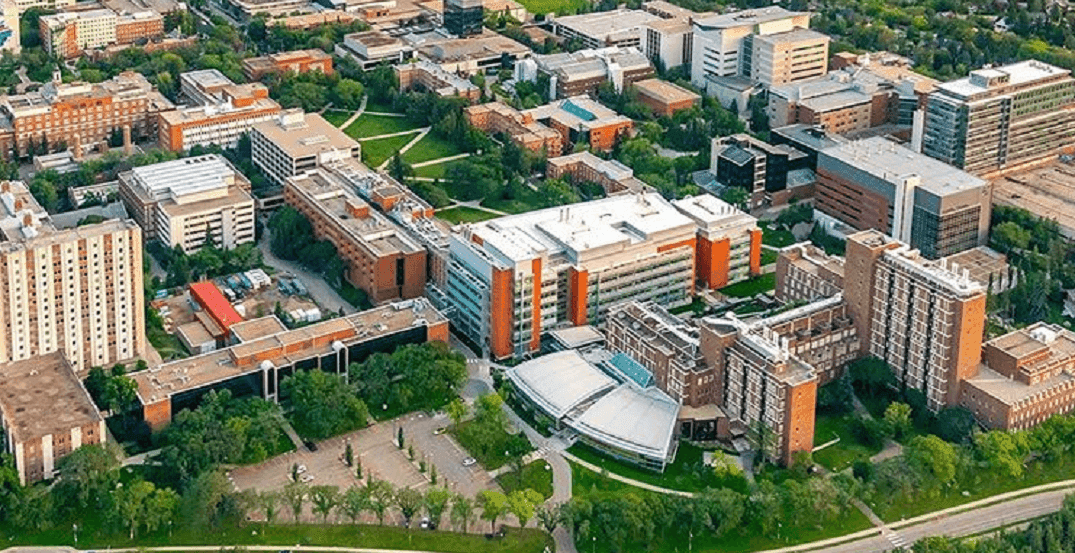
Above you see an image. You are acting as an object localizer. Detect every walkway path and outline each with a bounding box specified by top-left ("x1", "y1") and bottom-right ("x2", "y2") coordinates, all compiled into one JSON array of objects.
[
  {"x1": 338, "y1": 95, "x2": 368, "y2": 130},
  {"x1": 364, "y1": 111, "x2": 408, "y2": 117},
  {"x1": 559, "y1": 450, "x2": 694, "y2": 498},
  {"x1": 258, "y1": 229, "x2": 357, "y2": 316},
  {"x1": 357, "y1": 128, "x2": 425, "y2": 142},
  {"x1": 376, "y1": 128, "x2": 430, "y2": 171},
  {"x1": 410, "y1": 153, "x2": 470, "y2": 168}
]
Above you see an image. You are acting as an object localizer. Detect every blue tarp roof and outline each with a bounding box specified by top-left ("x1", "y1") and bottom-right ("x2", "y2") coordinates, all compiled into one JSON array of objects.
[{"x1": 608, "y1": 352, "x2": 653, "y2": 388}]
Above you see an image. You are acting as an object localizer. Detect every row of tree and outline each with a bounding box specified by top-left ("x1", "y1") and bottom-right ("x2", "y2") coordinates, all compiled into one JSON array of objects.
[{"x1": 914, "y1": 493, "x2": 1075, "y2": 552}]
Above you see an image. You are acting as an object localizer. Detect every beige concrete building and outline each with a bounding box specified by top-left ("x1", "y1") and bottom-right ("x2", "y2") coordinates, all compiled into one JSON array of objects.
[
  {"x1": 117, "y1": 155, "x2": 255, "y2": 253},
  {"x1": 251, "y1": 110, "x2": 361, "y2": 187},
  {"x1": 0, "y1": 180, "x2": 145, "y2": 371},
  {"x1": 632, "y1": 78, "x2": 700, "y2": 116},
  {"x1": 0, "y1": 351, "x2": 106, "y2": 484}
]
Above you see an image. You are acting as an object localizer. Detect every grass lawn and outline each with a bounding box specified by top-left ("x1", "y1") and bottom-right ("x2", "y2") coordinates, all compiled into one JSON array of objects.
[
  {"x1": 496, "y1": 459, "x2": 554, "y2": 500},
  {"x1": 0, "y1": 519, "x2": 551, "y2": 553},
  {"x1": 570, "y1": 462, "x2": 873, "y2": 553},
  {"x1": 346, "y1": 114, "x2": 421, "y2": 139},
  {"x1": 482, "y1": 185, "x2": 548, "y2": 215},
  {"x1": 364, "y1": 96, "x2": 397, "y2": 114},
  {"x1": 568, "y1": 441, "x2": 714, "y2": 492},
  {"x1": 719, "y1": 273, "x2": 776, "y2": 298},
  {"x1": 361, "y1": 132, "x2": 421, "y2": 168},
  {"x1": 402, "y1": 134, "x2": 465, "y2": 164},
  {"x1": 322, "y1": 109, "x2": 352, "y2": 127},
  {"x1": 450, "y1": 420, "x2": 532, "y2": 470},
  {"x1": 436, "y1": 206, "x2": 500, "y2": 224},
  {"x1": 515, "y1": 0, "x2": 587, "y2": 14},
  {"x1": 812, "y1": 412, "x2": 882, "y2": 472},
  {"x1": 761, "y1": 248, "x2": 778, "y2": 266},
  {"x1": 415, "y1": 160, "x2": 464, "y2": 179},
  {"x1": 762, "y1": 226, "x2": 796, "y2": 248},
  {"x1": 148, "y1": 323, "x2": 187, "y2": 360}
]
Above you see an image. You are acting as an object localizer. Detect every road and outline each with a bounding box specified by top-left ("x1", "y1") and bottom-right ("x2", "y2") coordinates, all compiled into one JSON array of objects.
[{"x1": 258, "y1": 228, "x2": 357, "y2": 316}]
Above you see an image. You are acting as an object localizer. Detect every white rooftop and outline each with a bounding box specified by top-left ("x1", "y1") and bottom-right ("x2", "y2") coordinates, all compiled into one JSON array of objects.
[
  {"x1": 672, "y1": 194, "x2": 756, "y2": 232},
  {"x1": 553, "y1": 9, "x2": 661, "y2": 41},
  {"x1": 822, "y1": 136, "x2": 987, "y2": 197},
  {"x1": 570, "y1": 384, "x2": 679, "y2": 461},
  {"x1": 468, "y1": 192, "x2": 695, "y2": 264},
  {"x1": 507, "y1": 350, "x2": 617, "y2": 419},
  {"x1": 129, "y1": 155, "x2": 236, "y2": 200},
  {"x1": 694, "y1": 6, "x2": 805, "y2": 29},
  {"x1": 938, "y1": 60, "x2": 1070, "y2": 98}
]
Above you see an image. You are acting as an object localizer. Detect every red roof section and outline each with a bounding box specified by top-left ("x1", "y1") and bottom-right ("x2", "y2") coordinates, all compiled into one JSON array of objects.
[{"x1": 189, "y1": 281, "x2": 244, "y2": 332}]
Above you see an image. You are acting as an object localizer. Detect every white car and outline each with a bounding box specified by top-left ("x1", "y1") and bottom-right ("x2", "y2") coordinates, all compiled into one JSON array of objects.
[
  {"x1": 296, "y1": 464, "x2": 308, "y2": 474},
  {"x1": 462, "y1": 457, "x2": 477, "y2": 467},
  {"x1": 300, "y1": 474, "x2": 315, "y2": 483}
]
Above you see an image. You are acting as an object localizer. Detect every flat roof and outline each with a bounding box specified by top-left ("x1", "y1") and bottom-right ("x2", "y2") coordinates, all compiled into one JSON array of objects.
[
  {"x1": 633, "y1": 78, "x2": 701, "y2": 104},
  {"x1": 181, "y1": 69, "x2": 233, "y2": 90},
  {"x1": 964, "y1": 364, "x2": 1074, "y2": 405},
  {"x1": 672, "y1": 194, "x2": 757, "y2": 233},
  {"x1": 553, "y1": 9, "x2": 661, "y2": 40},
  {"x1": 941, "y1": 247, "x2": 1008, "y2": 289},
  {"x1": 252, "y1": 111, "x2": 359, "y2": 159},
  {"x1": 570, "y1": 384, "x2": 678, "y2": 461},
  {"x1": 938, "y1": 60, "x2": 1071, "y2": 98},
  {"x1": 694, "y1": 6, "x2": 805, "y2": 29},
  {"x1": 229, "y1": 315, "x2": 289, "y2": 343},
  {"x1": 821, "y1": 136, "x2": 987, "y2": 197},
  {"x1": 506, "y1": 350, "x2": 617, "y2": 419},
  {"x1": 526, "y1": 96, "x2": 631, "y2": 130},
  {"x1": 992, "y1": 163, "x2": 1075, "y2": 240},
  {"x1": 547, "y1": 325, "x2": 605, "y2": 349},
  {"x1": 0, "y1": 351, "x2": 103, "y2": 443},
  {"x1": 751, "y1": 27, "x2": 828, "y2": 46},
  {"x1": 128, "y1": 155, "x2": 238, "y2": 199}
]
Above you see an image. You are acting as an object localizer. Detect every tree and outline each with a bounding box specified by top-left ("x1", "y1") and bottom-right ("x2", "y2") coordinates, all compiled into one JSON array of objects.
[
  {"x1": 397, "y1": 427, "x2": 404, "y2": 449},
  {"x1": 450, "y1": 493, "x2": 475, "y2": 532},
  {"x1": 537, "y1": 503, "x2": 561, "y2": 534},
  {"x1": 340, "y1": 486, "x2": 369, "y2": 524},
  {"x1": 849, "y1": 357, "x2": 896, "y2": 398},
  {"x1": 389, "y1": 154, "x2": 413, "y2": 184},
  {"x1": 719, "y1": 186, "x2": 749, "y2": 210},
  {"x1": 905, "y1": 435, "x2": 958, "y2": 485},
  {"x1": 54, "y1": 443, "x2": 120, "y2": 510},
  {"x1": 991, "y1": 221, "x2": 1032, "y2": 254},
  {"x1": 309, "y1": 485, "x2": 340, "y2": 523},
  {"x1": 259, "y1": 490, "x2": 280, "y2": 525},
  {"x1": 933, "y1": 406, "x2": 977, "y2": 444},
  {"x1": 111, "y1": 480, "x2": 178, "y2": 539},
  {"x1": 817, "y1": 374, "x2": 855, "y2": 415},
  {"x1": 478, "y1": 490, "x2": 510, "y2": 532},
  {"x1": 395, "y1": 487, "x2": 423, "y2": 526},
  {"x1": 424, "y1": 487, "x2": 452, "y2": 528},
  {"x1": 282, "y1": 369, "x2": 370, "y2": 440},
  {"x1": 507, "y1": 489, "x2": 543, "y2": 528},
  {"x1": 344, "y1": 442, "x2": 354, "y2": 467},
  {"x1": 974, "y1": 431, "x2": 1028, "y2": 479},
  {"x1": 283, "y1": 481, "x2": 307, "y2": 522},
  {"x1": 366, "y1": 478, "x2": 395, "y2": 525},
  {"x1": 883, "y1": 402, "x2": 913, "y2": 441}
]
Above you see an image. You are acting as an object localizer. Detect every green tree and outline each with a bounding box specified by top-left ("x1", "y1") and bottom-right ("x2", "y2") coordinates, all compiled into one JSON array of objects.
[
  {"x1": 507, "y1": 489, "x2": 543, "y2": 528},
  {"x1": 54, "y1": 443, "x2": 120, "y2": 510},
  {"x1": 905, "y1": 435, "x2": 958, "y2": 485},
  {"x1": 282, "y1": 369, "x2": 370, "y2": 440},
  {"x1": 424, "y1": 487, "x2": 452, "y2": 528},
  {"x1": 283, "y1": 481, "x2": 307, "y2": 522},
  {"x1": 451, "y1": 493, "x2": 475, "y2": 532},
  {"x1": 446, "y1": 397, "x2": 468, "y2": 426},
  {"x1": 344, "y1": 442, "x2": 354, "y2": 467},
  {"x1": 340, "y1": 486, "x2": 369, "y2": 524},
  {"x1": 991, "y1": 221, "x2": 1032, "y2": 254},
  {"x1": 259, "y1": 490, "x2": 280, "y2": 525},
  {"x1": 309, "y1": 485, "x2": 340, "y2": 523},
  {"x1": 883, "y1": 402, "x2": 913, "y2": 441},
  {"x1": 974, "y1": 431, "x2": 1029, "y2": 479},
  {"x1": 933, "y1": 406, "x2": 977, "y2": 444},
  {"x1": 478, "y1": 489, "x2": 510, "y2": 532},
  {"x1": 395, "y1": 487, "x2": 423, "y2": 526},
  {"x1": 366, "y1": 478, "x2": 395, "y2": 525}
]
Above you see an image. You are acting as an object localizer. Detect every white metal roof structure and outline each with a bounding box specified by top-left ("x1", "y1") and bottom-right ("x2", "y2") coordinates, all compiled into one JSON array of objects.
[
  {"x1": 507, "y1": 350, "x2": 616, "y2": 419},
  {"x1": 569, "y1": 385, "x2": 679, "y2": 462}
]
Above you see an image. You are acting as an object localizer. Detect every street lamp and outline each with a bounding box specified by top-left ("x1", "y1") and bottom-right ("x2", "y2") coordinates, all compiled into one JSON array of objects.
[
  {"x1": 72, "y1": 523, "x2": 77, "y2": 545},
  {"x1": 591, "y1": 536, "x2": 596, "y2": 553}
]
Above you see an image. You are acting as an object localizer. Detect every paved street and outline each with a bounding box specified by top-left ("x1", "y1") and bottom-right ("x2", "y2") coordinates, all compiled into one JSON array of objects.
[{"x1": 258, "y1": 229, "x2": 357, "y2": 316}]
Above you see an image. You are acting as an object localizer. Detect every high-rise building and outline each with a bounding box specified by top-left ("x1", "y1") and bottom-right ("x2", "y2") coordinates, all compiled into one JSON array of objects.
[
  {"x1": 443, "y1": 0, "x2": 483, "y2": 38},
  {"x1": 0, "y1": 180, "x2": 145, "y2": 371},
  {"x1": 117, "y1": 155, "x2": 256, "y2": 253},
  {"x1": 921, "y1": 60, "x2": 1075, "y2": 177},
  {"x1": 39, "y1": 7, "x2": 162, "y2": 58},
  {"x1": 690, "y1": 7, "x2": 828, "y2": 92},
  {"x1": 845, "y1": 230, "x2": 986, "y2": 411},
  {"x1": 0, "y1": 72, "x2": 174, "y2": 160},
  {"x1": 250, "y1": 110, "x2": 361, "y2": 187},
  {"x1": 817, "y1": 136, "x2": 991, "y2": 259}
]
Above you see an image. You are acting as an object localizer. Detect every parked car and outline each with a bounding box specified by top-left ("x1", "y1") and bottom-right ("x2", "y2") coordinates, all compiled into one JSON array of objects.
[{"x1": 462, "y1": 457, "x2": 477, "y2": 467}]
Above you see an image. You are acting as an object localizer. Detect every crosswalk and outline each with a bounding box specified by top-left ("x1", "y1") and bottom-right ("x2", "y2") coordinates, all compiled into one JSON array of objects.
[{"x1": 885, "y1": 530, "x2": 908, "y2": 551}]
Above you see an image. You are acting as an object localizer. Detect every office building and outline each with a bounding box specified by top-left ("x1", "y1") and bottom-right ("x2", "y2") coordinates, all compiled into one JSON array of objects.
[
  {"x1": 413, "y1": 30, "x2": 531, "y2": 77},
  {"x1": 335, "y1": 30, "x2": 412, "y2": 70},
  {"x1": 0, "y1": 180, "x2": 145, "y2": 371},
  {"x1": 672, "y1": 194, "x2": 762, "y2": 290},
  {"x1": 690, "y1": 7, "x2": 828, "y2": 94},
  {"x1": 775, "y1": 242, "x2": 844, "y2": 303},
  {"x1": 444, "y1": 0, "x2": 482, "y2": 37},
  {"x1": 159, "y1": 70, "x2": 282, "y2": 151},
  {"x1": 251, "y1": 110, "x2": 361, "y2": 187},
  {"x1": 769, "y1": 124, "x2": 847, "y2": 171},
  {"x1": 118, "y1": 155, "x2": 255, "y2": 253},
  {"x1": 710, "y1": 134, "x2": 810, "y2": 210},
  {"x1": 464, "y1": 101, "x2": 564, "y2": 156},
  {"x1": 845, "y1": 230, "x2": 986, "y2": 411},
  {"x1": 395, "y1": 60, "x2": 481, "y2": 103},
  {"x1": 40, "y1": 7, "x2": 162, "y2": 58},
  {"x1": 10, "y1": 0, "x2": 74, "y2": 15},
  {"x1": 526, "y1": 96, "x2": 633, "y2": 152},
  {"x1": 922, "y1": 60, "x2": 1075, "y2": 177},
  {"x1": 0, "y1": 351, "x2": 106, "y2": 484},
  {"x1": 545, "y1": 151, "x2": 651, "y2": 196},
  {"x1": 447, "y1": 193, "x2": 707, "y2": 359},
  {"x1": 632, "y1": 78, "x2": 700, "y2": 116},
  {"x1": 242, "y1": 49, "x2": 333, "y2": 81},
  {"x1": 134, "y1": 298, "x2": 449, "y2": 430},
  {"x1": 551, "y1": 9, "x2": 661, "y2": 49},
  {"x1": 519, "y1": 47, "x2": 654, "y2": 98},
  {"x1": 817, "y1": 137, "x2": 990, "y2": 259},
  {"x1": 0, "y1": 72, "x2": 173, "y2": 160},
  {"x1": 284, "y1": 168, "x2": 427, "y2": 304}
]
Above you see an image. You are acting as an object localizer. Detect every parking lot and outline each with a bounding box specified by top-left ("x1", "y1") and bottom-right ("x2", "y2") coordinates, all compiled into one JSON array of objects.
[{"x1": 229, "y1": 411, "x2": 499, "y2": 520}]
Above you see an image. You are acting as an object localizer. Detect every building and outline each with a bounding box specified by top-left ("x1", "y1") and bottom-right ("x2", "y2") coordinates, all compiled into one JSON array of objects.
[
  {"x1": 775, "y1": 242, "x2": 844, "y2": 303},
  {"x1": 10, "y1": 0, "x2": 74, "y2": 16},
  {"x1": 218, "y1": 0, "x2": 308, "y2": 20},
  {"x1": 769, "y1": 123, "x2": 847, "y2": 171},
  {"x1": 0, "y1": 351, "x2": 106, "y2": 484},
  {"x1": 845, "y1": 230, "x2": 986, "y2": 411},
  {"x1": 690, "y1": 7, "x2": 828, "y2": 94},
  {"x1": 117, "y1": 155, "x2": 255, "y2": 253},
  {"x1": 961, "y1": 324, "x2": 1075, "y2": 431},
  {"x1": 505, "y1": 348, "x2": 680, "y2": 471},
  {"x1": 710, "y1": 133, "x2": 810, "y2": 210},
  {"x1": 159, "y1": 70, "x2": 282, "y2": 151},
  {"x1": 0, "y1": 180, "x2": 145, "y2": 371},
  {"x1": 605, "y1": 301, "x2": 713, "y2": 407},
  {"x1": 1, "y1": 4, "x2": 19, "y2": 55},
  {"x1": 632, "y1": 78, "x2": 700, "y2": 116},
  {"x1": 40, "y1": 7, "x2": 162, "y2": 58},
  {"x1": 526, "y1": 96, "x2": 633, "y2": 152},
  {"x1": 699, "y1": 314, "x2": 817, "y2": 465},
  {"x1": 672, "y1": 194, "x2": 762, "y2": 290},
  {"x1": 251, "y1": 110, "x2": 361, "y2": 187},
  {"x1": 242, "y1": 49, "x2": 333, "y2": 81},
  {"x1": 639, "y1": 1, "x2": 707, "y2": 71},
  {"x1": 0, "y1": 72, "x2": 173, "y2": 160},
  {"x1": 115, "y1": 10, "x2": 162, "y2": 44},
  {"x1": 817, "y1": 137, "x2": 991, "y2": 259},
  {"x1": 550, "y1": 9, "x2": 661, "y2": 49},
  {"x1": 921, "y1": 60, "x2": 1075, "y2": 177},
  {"x1": 189, "y1": 280, "x2": 244, "y2": 337},
  {"x1": 284, "y1": 167, "x2": 427, "y2": 304},
  {"x1": 395, "y1": 60, "x2": 480, "y2": 103},
  {"x1": 520, "y1": 47, "x2": 654, "y2": 98},
  {"x1": 464, "y1": 102, "x2": 563, "y2": 156},
  {"x1": 335, "y1": 30, "x2": 413, "y2": 70},
  {"x1": 545, "y1": 151, "x2": 651, "y2": 196},
  {"x1": 412, "y1": 30, "x2": 531, "y2": 76},
  {"x1": 133, "y1": 298, "x2": 449, "y2": 430},
  {"x1": 443, "y1": 0, "x2": 482, "y2": 37}
]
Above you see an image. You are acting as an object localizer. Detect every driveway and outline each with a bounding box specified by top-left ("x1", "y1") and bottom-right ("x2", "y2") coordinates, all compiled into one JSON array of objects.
[{"x1": 258, "y1": 229, "x2": 357, "y2": 316}]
